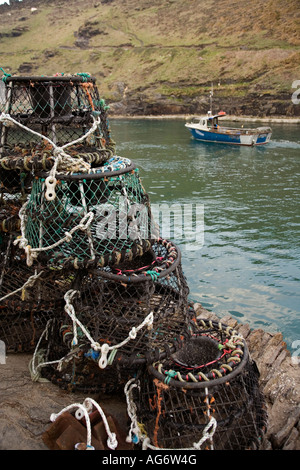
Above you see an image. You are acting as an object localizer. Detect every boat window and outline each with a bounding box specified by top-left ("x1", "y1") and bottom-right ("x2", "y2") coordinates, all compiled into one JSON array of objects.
[{"x1": 212, "y1": 118, "x2": 219, "y2": 129}]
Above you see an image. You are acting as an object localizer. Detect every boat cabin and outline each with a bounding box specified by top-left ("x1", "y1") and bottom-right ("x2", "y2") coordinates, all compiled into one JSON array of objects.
[{"x1": 188, "y1": 111, "x2": 226, "y2": 131}]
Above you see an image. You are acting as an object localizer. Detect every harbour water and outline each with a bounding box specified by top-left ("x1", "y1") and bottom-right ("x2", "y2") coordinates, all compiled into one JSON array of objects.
[{"x1": 110, "y1": 118, "x2": 300, "y2": 352}]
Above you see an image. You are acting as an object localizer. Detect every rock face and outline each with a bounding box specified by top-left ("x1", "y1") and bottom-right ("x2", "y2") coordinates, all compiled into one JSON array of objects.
[
  {"x1": 0, "y1": 304, "x2": 299, "y2": 450},
  {"x1": 193, "y1": 304, "x2": 300, "y2": 451},
  {"x1": 108, "y1": 91, "x2": 300, "y2": 118}
]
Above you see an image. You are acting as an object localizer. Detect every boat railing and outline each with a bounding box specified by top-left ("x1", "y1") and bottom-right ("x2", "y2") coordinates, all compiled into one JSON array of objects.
[{"x1": 213, "y1": 126, "x2": 271, "y2": 135}]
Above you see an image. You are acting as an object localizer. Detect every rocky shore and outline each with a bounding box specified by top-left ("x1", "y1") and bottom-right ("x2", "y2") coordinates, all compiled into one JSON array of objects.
[
  {"x1": 193, "y1": 304, "x2": 300, "y2": 451},
  {"x1": 108, "y1": 114, "x2": 300, "y2": 124},
  {"x1": 107, "y1": 91, "x2": 300, "y2": 121},
  {"x1": 0, "y1": 303, "x2": 299, "y2": 451}
]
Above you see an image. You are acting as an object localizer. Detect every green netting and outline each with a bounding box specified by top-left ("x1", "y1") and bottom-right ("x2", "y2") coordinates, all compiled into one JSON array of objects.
[{"x1": 21, "y1": 157, "x2": 159, "y2": 268}]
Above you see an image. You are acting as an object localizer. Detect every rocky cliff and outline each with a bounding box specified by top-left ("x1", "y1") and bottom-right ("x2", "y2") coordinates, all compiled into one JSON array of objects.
[{"x1": 0, "y1": 0, "x2": 299, "y2": 117}]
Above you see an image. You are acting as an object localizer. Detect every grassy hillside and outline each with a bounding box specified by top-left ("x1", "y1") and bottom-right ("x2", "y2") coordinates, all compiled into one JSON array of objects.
[{"x1": 0, "y1": 0, "x2": 299, "y2": 116}]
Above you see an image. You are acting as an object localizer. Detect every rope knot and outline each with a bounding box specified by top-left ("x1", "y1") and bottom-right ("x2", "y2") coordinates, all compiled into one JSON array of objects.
[
  {"x1": 24, "y1": 244, "x2": 38, "y2": 266},
  {"x1": 129, "y1": 327, "x2": 137, "y2": 339},
  {"x1": 107, "y1": 433, "x2": 118, "y2": 450},
  {"x1": 98, "y1": 343, "x2": 110, "y2": 369},
  {"x1": 64, "y1": 231, "x2": 73, "y2": 242},
  {"x1": 53, "y1": 147, "x2": 64, "y2": 157}
]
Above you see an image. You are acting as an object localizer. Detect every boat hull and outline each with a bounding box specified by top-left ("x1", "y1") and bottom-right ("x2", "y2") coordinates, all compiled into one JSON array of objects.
[{"x1": 187, "y1": 127, "x2": 272, "y2": 146}]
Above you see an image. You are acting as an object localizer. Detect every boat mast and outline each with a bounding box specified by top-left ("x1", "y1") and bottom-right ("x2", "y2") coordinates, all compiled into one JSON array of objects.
[{"x1": 209, "y1": 82, "x2": 213, "y2": 115}]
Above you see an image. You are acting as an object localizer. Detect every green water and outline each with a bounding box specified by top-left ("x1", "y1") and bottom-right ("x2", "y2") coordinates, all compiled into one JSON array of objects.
[{"x1": 110, "y1": 118, "x2": 300, "y2": 352}]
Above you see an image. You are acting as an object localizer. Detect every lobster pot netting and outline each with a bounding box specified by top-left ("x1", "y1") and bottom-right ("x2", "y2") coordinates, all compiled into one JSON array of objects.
[
  {"x1": 36, "y1": 240, "x2": 191, "y2": 393},
  {"x1": 0, "y1": 75, "x2": 115, "y2": 195},
  {"x1": 0, "y1": 195, "x2": 23, "y2": 235},
  {"x1": 128, "y1": 317, "x2": 268, "y2": 451},
  {"x1": 20, "y1": 158, "x2": 159, "y2": 269},
  {"x1": 0, "y1": 237, "x2": 82, "y2": 352},
  {"x1": 0, "y1": 75, "x2": 114, "y2": 155}
]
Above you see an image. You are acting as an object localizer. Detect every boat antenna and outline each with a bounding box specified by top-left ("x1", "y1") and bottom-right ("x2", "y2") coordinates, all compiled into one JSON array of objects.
[{"x1": 209, "y1": 82, "x2": 213, "y2": 114}]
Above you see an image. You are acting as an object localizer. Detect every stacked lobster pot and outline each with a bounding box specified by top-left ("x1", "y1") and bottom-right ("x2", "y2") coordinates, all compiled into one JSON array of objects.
[
  {"x1": 25, "y1": 161, "x2": 192, "y2": 392},
  {"x1": 0, "y1": 73, "x2": 192, "y2": 393},
  {"x1": 0, "y1": 73, "x2": 123, "y2": 353},
  {"x1": 37, "y1": 239, "x2": 191, "y2": 393},
  {"x1": 0, "y1": 73, "x2": 267, "y2": 450}
]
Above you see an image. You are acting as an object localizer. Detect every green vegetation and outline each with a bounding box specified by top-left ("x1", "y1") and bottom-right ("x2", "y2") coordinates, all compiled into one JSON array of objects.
[{"x1": 0, "y1": 0, "x2": 299, "y2": 110}]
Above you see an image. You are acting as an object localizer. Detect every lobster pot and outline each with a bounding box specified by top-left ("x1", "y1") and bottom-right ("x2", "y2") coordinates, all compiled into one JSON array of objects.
[
  {"x1": 130, "y1": 318, "x2": 268, "y2": 451},
  {"x1": 0, "y1": 242, "x2": 80, "y2": 352},
  {"x1": 0, "y1": 74, "x2": 115, "y2": 196},
  {"x1": 38, "y1": 240, "x2": 191, "y2": 393},
  {"x1": 22, "y1": 157, "x2": 159, "y2": 269},
  {"x1": 36, "y1": 317, "x2": 142, "y2": 395},
  {"x1": 0, "y1": 75, "x2": 114, "y2": 157}
]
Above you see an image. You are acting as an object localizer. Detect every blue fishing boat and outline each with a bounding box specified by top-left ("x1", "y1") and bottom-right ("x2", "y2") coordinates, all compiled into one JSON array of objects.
[{"x1": 185, "y1": 111, "x2": 272, "y2": 146}]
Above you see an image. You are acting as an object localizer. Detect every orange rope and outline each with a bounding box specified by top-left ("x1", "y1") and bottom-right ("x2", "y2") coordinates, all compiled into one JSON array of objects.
[
  {"x1": 80, "y1": 82, "x2": 95, "y2": 111},
  {"x1": 152, "y1": 378, "x2": 169, "y2": 448}
]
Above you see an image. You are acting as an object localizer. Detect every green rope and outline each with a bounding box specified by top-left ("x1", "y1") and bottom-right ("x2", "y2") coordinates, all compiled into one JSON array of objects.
[
  {"x1": 147, "y1": 270, "x2": 160, "y2": 281},
  {"x1": 0, "y1": 67, "x2": 11, "y2": 83},
  {"x1": 164, "y1": 369, "x2": 177, "y2": 384},
  {"x1": 77, "y1": 72, "x2": 91, "y2": 82},
  {"x1": 99, "y1": 98, "x2": 110, "y2": 111}
]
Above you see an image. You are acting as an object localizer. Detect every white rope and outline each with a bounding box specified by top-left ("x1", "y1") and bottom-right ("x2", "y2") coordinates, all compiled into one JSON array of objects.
[
  {"x1": 124, "y1": 378, "x2": 217, "y2": 451},
  {"x1": 29, "y1": 320, "x2": 71, "y2": 381},
  {"x1": 141, "y1": 415, "x2": 217, "y2": 450},
  {"x1": 124, "y1": 378, "x2": 142, "y2": 445},
  {"x1": 50, "y1": 402, "x2": 94, "y2": 449},
  {"x1": 0, "y1": 270, "x2": 44, "y2": 302},
  {"x1": 199, "y1": 386, "x2": 215, "y2": 450},
  {"x1": 97, "y1": 310, "x2": 154, "y2": 369},
  {"x1": 28, "y1": 348, "x2": 51, "y2": 383},
  {"x1": 49, "y1": 397, "x2": 118, "y2": 450},
  {"x1": 64, "y1": 289, "x2": 99, "y2": 349},
  {"x1": 63, "y1": 289, "x2": 154, "y2": 369},
  {"x1": 0, "y1": 112, "x2": 96, "y2": 171},
  {"x1": 78, "y1": 398, "x2": 118, "y2": 449},
  {"x1": 0, "y1": 112, "x2": 101, "y2": 200}
]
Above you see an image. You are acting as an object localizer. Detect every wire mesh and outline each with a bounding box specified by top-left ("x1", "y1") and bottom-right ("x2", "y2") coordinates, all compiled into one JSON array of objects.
[
  {"x1": 22, "y1": 159, "x2": 159, "y2": 268},
  {"x1": 130, "y1": 317, "x2": 268, "y2": 450},
  {"x1": 0, "y1": 75, "x2": 115, "y2": 197},
  {"x1": 36, "y1": 240, "x2": 191, "y2": 393},
  {"x1": 0, "y1": 237, "x2": 80, "y2": 352},
  {"x1": 0, "y1": 196, "x2": 22, "y2": 234},
  {"x1": 0, "y1": 74, "x2": 114, "y2": 156}
]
